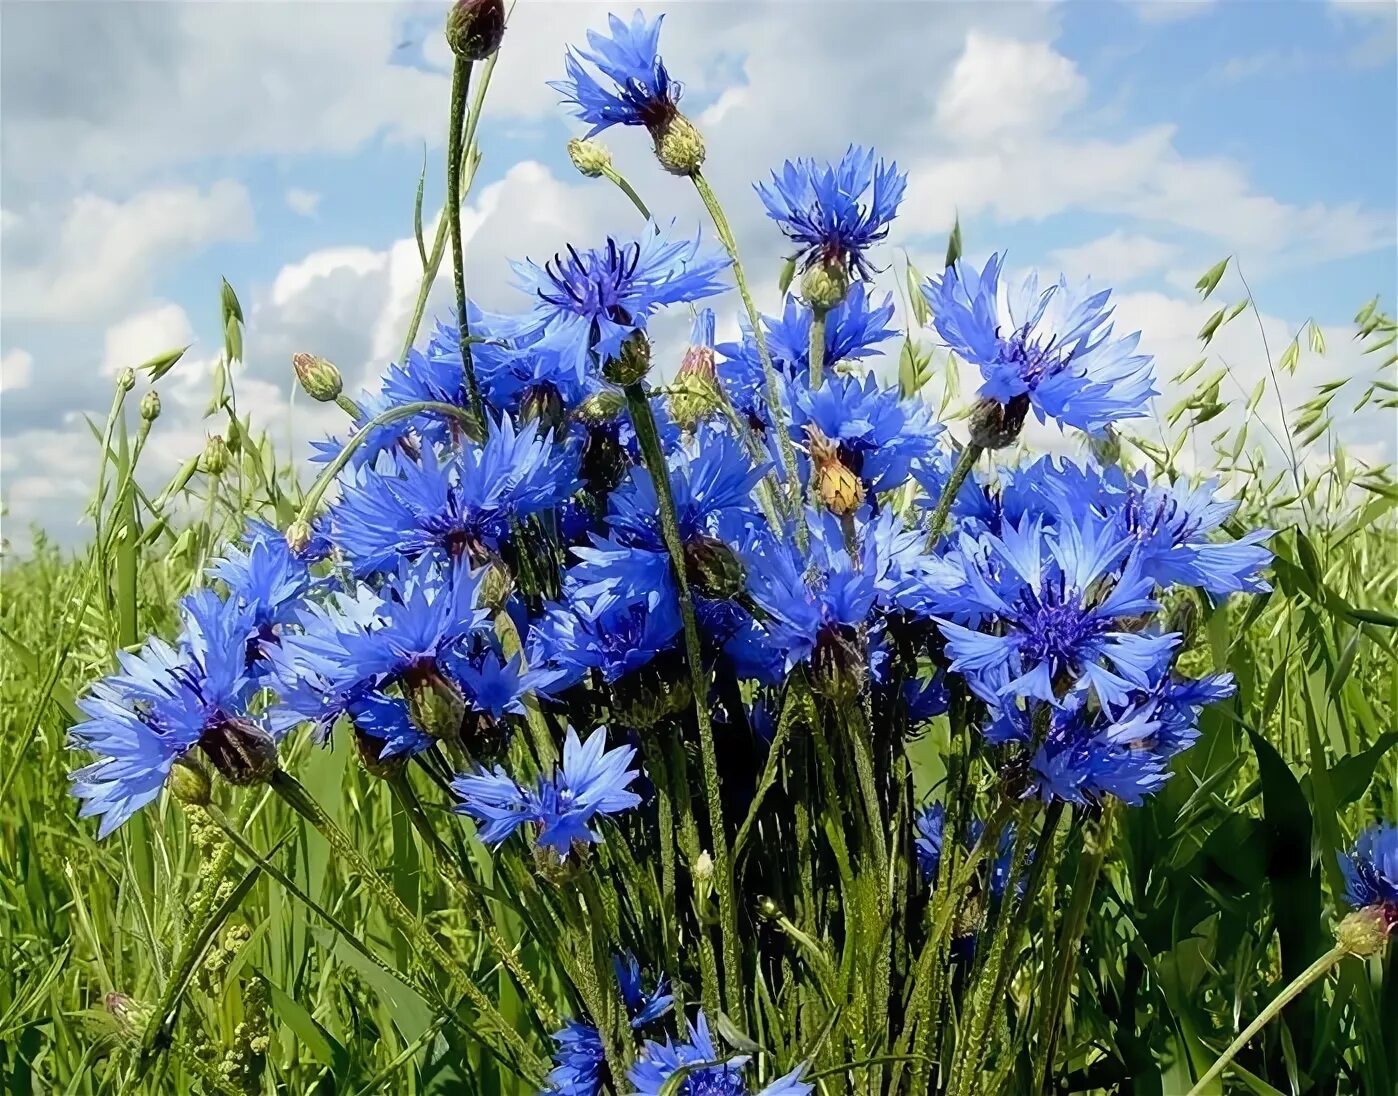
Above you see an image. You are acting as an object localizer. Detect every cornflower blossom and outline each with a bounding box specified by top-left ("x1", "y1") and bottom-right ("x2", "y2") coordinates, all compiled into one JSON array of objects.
[
  {"x1": 331, "y1": 415, "x2": 579, "y2": 573},
  {"x1": 755, "y1": 145, "x2": 907, "y2": 280},
  {"x1": 914, "y1": 803, "x2": 1020, "y2": 899},
  {"x1": 512, "y1": 225, "x2": 729, "y2": 374},
  {"x1": 547, "y1": 954, "x2": 673, "y2": 1096},
  {"x1": 528, "y1": 589, "x2": 683, "y2": 690},
  {"x1": 937, "y1": 509, "x2": 1179, "y2": 711},
  {"x1": 69, "y1": 590, "x2": 272, "y2": 836},
  {"x1": 550, "y1": 10, "x2": 681, "y2": 137},
  {"x1": 922, "y1": 253, "x2": 1157, "y2": 436},
  {"x1": 452, "y1": 726, "x2": 642, "y2": 856},
  {"x1": 629, "y1": 1011, "x2": 812, "y2": 1096},
  {"x1": 1339, "y1": 824, "x2": 1398, "y2": 916}
]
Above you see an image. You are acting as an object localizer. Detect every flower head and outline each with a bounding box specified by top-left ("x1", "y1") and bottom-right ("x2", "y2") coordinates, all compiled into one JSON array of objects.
[
  {"x1": 207, "y1": 520, "x2": 313, "y2": 636},
  {"x1": 1339, "y1": 823, "x2": 1398, "y2": 913},
  {"x1": 923, "y1": 253, "x2": 1156, "y2": 436},
  {"x1": 551, "y1": 10, "x2": 680, "y2": 136},
  {"x1": 756, "y1": 146, "x2": 906, "y2": 280},
  {"x1": 514, "y1": 225, "x2": 729, "y2": 374},
  {"x1": 630, "y1": 1010, "x2": 812, "y2": 1096},
  {"x1": 452, "y1": 726, "x2": 641, "y2": 857},
  {"x1": 530, "y1": 589, "x2": 683, "y2": 689}
]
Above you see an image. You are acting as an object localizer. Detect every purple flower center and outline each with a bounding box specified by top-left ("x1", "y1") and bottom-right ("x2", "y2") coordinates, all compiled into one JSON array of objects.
[
  {"x1": 1122, "y1": 487, "x2": 1199, "y2": 546},
  {"x1": 1013, "y1": 589, "x2": 1103, "y2": 670},
  {"x1": 539, "y1": 239, "x2": 640, "y2": 325},
  {"x1": 999, "y1": 325, "x2": 1065, "y2": 390},
  {"x1": 680, "y1": 1065, "x2": 747, "y2": 1096}
]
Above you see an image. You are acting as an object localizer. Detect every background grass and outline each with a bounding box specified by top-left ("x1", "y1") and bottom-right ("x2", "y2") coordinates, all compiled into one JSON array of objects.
[{"x1": 1, "y1": 275, "x2": 1395, "y2": 1094}]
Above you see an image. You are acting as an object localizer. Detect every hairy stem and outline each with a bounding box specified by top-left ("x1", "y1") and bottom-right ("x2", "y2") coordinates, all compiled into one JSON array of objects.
[
  {"x1": 808, "y1": 307, "x2": 828, "y2": 390},
  {"x1": 925, "y1": 442, "x2": 981, "y2": 548},
  {"x1": 446, "y1": 58, "x2": 485, "y2": 426}
]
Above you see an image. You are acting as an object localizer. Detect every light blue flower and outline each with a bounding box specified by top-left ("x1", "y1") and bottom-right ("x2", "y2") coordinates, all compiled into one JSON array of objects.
[
  {"x1": 629, "y1": 1010, "x2": 812, "y2": 1095},
  {"x1": 551, "y1": 10, "x2": 680, "y2": 137}
]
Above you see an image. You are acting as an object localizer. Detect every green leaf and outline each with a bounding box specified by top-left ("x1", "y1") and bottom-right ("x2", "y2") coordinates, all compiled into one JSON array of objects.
[
  {"x1": 1195, "y1": 257, "x2": 1230, "y2": 299},
  {"x1": 712, "y1": 1011, "x2": 763, "y2": 1055},
  {"x1": 264, "y1": 972, "x2": 350, "y2": 1077},
  {"x1": 944, "y1": 215, "x2": 962, "y2": 269},
  {"x1": 1279, "y1": 338, "x2": 1300, "y2": 375},
  {"x1": 1329, "y1": 733, "x2": 1398, "y2": 807}
]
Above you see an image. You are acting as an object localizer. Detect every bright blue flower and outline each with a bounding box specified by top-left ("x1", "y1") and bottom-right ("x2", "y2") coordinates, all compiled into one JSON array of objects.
[
  {"x1": 69, "y1": 591, "x2": 265, "y2": 837},
  {"x1": 208, "y1": 519, "x2": 312, "y2": 638},
  {"x1": 530, "y1": 590, "x2": 683, "y2": 689},
  {"x1": 755, "y1": 146, "x2": 906, "y2": 279},
  {"x1": 331, "y1": 415, "x2": 579, "y2": 574},
  {"x1": 345, "y1": 692, "x2": 434, "y2": 760},
  {"x1": 513, "y1": 225, "x2": 729, "y2": 375},
  {"x1": 550, "y1": 10, "x2": 681, "y2": 137},
  {"x1": 791, "y1": 372, "x2": 943, "y2": 496},
  {"x1": 443, "y1": 645, "x2": 565, "y2": 718},
  {"x1": 938, "y1": 510, "x2": 1178, "y2": 711},
  {"x1": 913, "y1": 803, "x2": 1018, "y2": 898},
  {"x1": 903, "y1": 671, "x2": 949, "y2": 722},
  {"x1": 1339, "y1": 823, "x2": 1398, "y2": 911},
  {"x1": 630, "y1": 1010, "x2": 812, "y2": 1096},
  {"x1": 451, "y1": 726, "x2": 642, "y2": 857},
  {"x1": 615, "y1": 952, "x2": 674, "y2": 1028},
  {"x1": 546, "y1": 1019, "x2": 605, "y2": 1096},
  {"x1": 923, "y1": 253, "x2": 1157, "y2": 435}
]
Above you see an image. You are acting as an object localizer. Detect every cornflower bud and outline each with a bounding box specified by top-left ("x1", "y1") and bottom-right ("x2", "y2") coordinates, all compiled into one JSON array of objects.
[
  {"x1": 445, "y1": 0, "x2": 505, "y2": 60},
  {"x1": 1336, "y1": 906, "x2": 1393, "y2": 958},
  {"x1": 291, "y1": 352, "x2": 343, "y2": 403},
  {"x1": 684, "y1": 534, "x2": 746, "y2": 600},
  {"x1": 805, "y1": 425, "x2": 862, "y2": 517},
  {"x1": 117, "y1": 367, "x2": 136, "y2": 393},
  {"x1": 651, "y1": 113, "x2": 706, "y2": 176},
  {"x1": 603, "y1": 330, "x2": 652, "y2": 386},
  {"x1": 968, "y1": 394, "x2": 1030, "y2": 451},
  {"x1": 801, "y1": 259, "x2": 849, "y2": 313},
  {"x1": 200, "y1": 718, "x2": 279, "y2": 786},
  {"x1": 139, "y1": 390, "x2": 162, "y2": 422},
  {"x1": 285, "y1": 520, "x2": 313, "y2": 555},
  {"x1": 405, "y1": 666, "x2": 466, "y2": 742},
  {"x1": 353, "y1": 726, "x2": 408, "y2": 781},
  {"x1": 480, "y1": 558, "x2": 515, "y2": 612},
  {"x1": 520, "y1": 382, "x2": 566, "y2": 435},
  {"x1": 567, "y1": 137, "x2": 612, "y2": 179},
  {"x1": 575, "y1": 387, "x2": 627, "y2": 426},
  {"x1": 669, "y1": 315, "x2": 723, "y2": 432},
  {"x1": 166, "y1": 756, "x2": 212, "y2": 807},
  {"x1": 202, "y1": 434, "x2": 230, "y2": 476}
]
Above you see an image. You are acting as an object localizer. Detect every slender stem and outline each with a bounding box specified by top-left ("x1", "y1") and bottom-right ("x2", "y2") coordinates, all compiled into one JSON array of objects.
[
  {"x1": 602, "y1": 165, "x2": 652, "y2": 220},
  {"x1": 808, "y1": 307, "x2": 828, "y2": 390},
  {"x1": 291, "y1": 399, "x2": 483, "y2": 527},
  {"x1": 925, "y1": 442, "x2": 981, "y2": 548},
  {"x1": 623, "y1": 382, "x2": 744, "y2": 1026},
  {"x1": 1185, "y1": 945, "x2": 1349, "y2": 1096},
  {"x1": 666, "y1": 729, "x2": 722, "y2": 1018},
  {"x1": 643, "y1": 737, "x2": 682, "y2": 1007},
  {"x1": 691, "y1": 169, "x2": 806, "y2": 547},
  {"x1": 446, "y1": 58, "x2": 485, "y2": 426},
  {"x1": 268, "y1": 770, "x2": 547, "y2": 1082}
]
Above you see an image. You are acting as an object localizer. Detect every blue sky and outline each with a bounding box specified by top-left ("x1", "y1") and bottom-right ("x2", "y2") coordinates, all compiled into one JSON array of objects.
[{"x1": 2, "y1": 0, "x2": 1395, "y2": 544}]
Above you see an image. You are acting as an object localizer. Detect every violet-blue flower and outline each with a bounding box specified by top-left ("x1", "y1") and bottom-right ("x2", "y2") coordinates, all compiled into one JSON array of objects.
[
  {"x1": 1339, "y1": 823, "x2": 1398, "y2": 912},
  {"x1": 550, "y1": 10, "x2": 680, "y2": 137},
  {"x1": 629, "y1": 1010, "x2": 812, "y2": 1096}
]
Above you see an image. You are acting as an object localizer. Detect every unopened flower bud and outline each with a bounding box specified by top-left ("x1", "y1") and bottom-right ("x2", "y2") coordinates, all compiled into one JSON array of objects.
[
  {"x1": 200, "y1": 719, "x2": 279, "y2": 786},
  {"x1": 801, "y1": 260, "x2": 849, "y2": 313},
  {"x1": 139, "y1": 390, "x2": 162, "y2": 422},
  {"x1": 576, "y1": 387, "x2": 627, "y2": 426},
  {"x1": 167, "y1": 756, "x2": 212, "y2": 807},
  {"x1": 201, "y1": 434, "x2": 230, "y2": 476},
  {"x1": 968, "y1": 394, "x2": 1030, "y2": 451},
  {"x1": 806, "y1": 425, "x2": 862, "y2": 517},
  {"x1": 755, "y1": 895, "x2": 781, "y2": 923},
  {"x1": 812, "y1": 627, "x2": 865, "y2": 703},
  {"x1": 406, "y1": 668, "x2": 466, "y2": 741},
  {"x1": 603, "y1": 330, "x2": 652, "y2": 386},
  {"x1": 693, "y1": 850, "x2": 715, "y2": 885},
  {"x1": 568, "y1": 137, "x2": 612, "y2": 179},
  {"x1": 1336, "y1": 906, "x2": 1393, "y2": 958},
  {"x1": 669, "y1": 309, "x2": 723, "y2": 432},
  {"x1": 651, "y1": 113, "x2": 706, "y2": 176},
  {"x1": 481, "y1": 558, "x2": 515, "y2": 612},
  {"x1": 445, "y1": 0, "x2": 505, "y2": 59},
  {"x1": 353, "y1": 727, "x2": 407, "y2": 781},
  {"x1": 285, "y1": 519, "x2": 312, "y2": 555},
  {"x1": 117, "y1": 367, "x2": 136, "y2": 393},
  {"x1": 520, "y1": 382, "x2": 566, "y2": 435},
  {"x1": 291, "y1": 352, "x2": 343, "y2": 403}
]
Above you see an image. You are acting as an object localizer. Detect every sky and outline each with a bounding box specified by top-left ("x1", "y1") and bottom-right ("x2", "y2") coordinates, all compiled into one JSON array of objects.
[{"x1": 2, "y1": 0, "x2": 1396, "y2": 548}]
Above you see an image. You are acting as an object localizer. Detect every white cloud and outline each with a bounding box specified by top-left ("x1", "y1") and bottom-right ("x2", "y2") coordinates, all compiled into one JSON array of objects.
[
  {"x1": 101, "y1": 303, "x2": 196, "y2": 377},
  {"x1": 285, "y1": 187, "x2": 322, "y2": 217},
  {"x1": 1, "y1": 181, "x2": 254, "y2": 323},
  {"x1": 935, "y1": 32, "x2": 1087, "y2": 143},
  {"x1": 1051, "y1": 231, "x2": 1179, "y2": 285},
  {"x1": 1, "y1": 348, "x2": 34, "y2": 393},
  {"x1": 1132, "y1": 1, "x2": 1217, "y2": 24}
]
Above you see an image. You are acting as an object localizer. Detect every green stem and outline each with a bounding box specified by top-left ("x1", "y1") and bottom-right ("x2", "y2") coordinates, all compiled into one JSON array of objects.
[
  {"x1": 691, "y1": 169, "x2": 806, "y2": 547},
  {"x1": 643, "y1": 737, "x2": 682, "y2": 1008},
  {"x1": 292, "y1": 400, "x2": 483, "y2": 527},
  {"x1": 268, "y1": 770, "x2": 546, "y2": 1083},
  {"x1": 808, "y1": 307, "x2": 828, "y2": 389},
  {"x1": 1184, "y1": 945, "x2": 1349, "y2": 1096},
  {"x1": 446, "y1": 58, "x2": 485, "y2": 426},
  {"x1": 624, "y1": 381, "x2": 744, "y2": 1025},
  {"x1": 925, "y1": 442, "x2": 981, "y2": 548},
  {"x1": 666, "y1": 729, "x2": 722, "y2": 1018},
  {"x1": 602, "y1": 165, "x2": 652, "y2": 220}
]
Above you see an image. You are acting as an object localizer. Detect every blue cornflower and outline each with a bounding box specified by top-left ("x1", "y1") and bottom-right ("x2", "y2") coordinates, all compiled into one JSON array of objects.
[
  {"x1": 922, "y1": 254, "x2": 1157, "y2": 436},
  {"x1": 551, "y1": 10, "x2": 680, "y2": 137},
  {"x1": 913, "y1": 803, "x2": 1019, "y2": 898},
  {"x1": 614, "y1": 952, "x2": 674, "y2": 1027},
  {"x1": 451, "y1": 726, "x2": 642, "y2": 857},
  {"x1": 1339, "y1": 824, "x2": 1398, "y2": 912},
  {"x1": 529, "y1": 590, "x2": 683, "y2": 690},
  {"x1": 765, "y1": 283, "x2": 899, "y2": 375},
  {"x1": 547, "y1": 955, "x2": 672, "y2": 1096},
  {"x1": 630, "y1": 1010, "x2": 812, "y2": 1096},
  {"x1": 69, "y1": 591, "x2": 269, "y2": 836},
  {"x1": 443, "y1": 645, "x2": 564, "y2": 719},
  {"x1": 331, "y1": 415, "x2": 579, "y2": 573},
  {"x1": 207, "y1": 519, "x2": 312, "y2": 641},
  {"x1": 755, "y1": 146, "x2": 906, "y2": 279},
  {"x1": 345, "y1": 692, "x2": 434, "y2": 761},
  {"x1": 938, "y1": 510, "x2": 1179, "y2": 711},
  {"x1": 791, "y1": 372, "x2": 943, "y2": 496},
  {"x1": 513, "y1": 225, "x2": 729, "y2": 374}
]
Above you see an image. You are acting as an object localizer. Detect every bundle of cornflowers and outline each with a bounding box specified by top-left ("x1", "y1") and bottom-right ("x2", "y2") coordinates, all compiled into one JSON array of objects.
[{"x1": 66, "y1": 6, "x2": 1385, "y2": 1094}]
